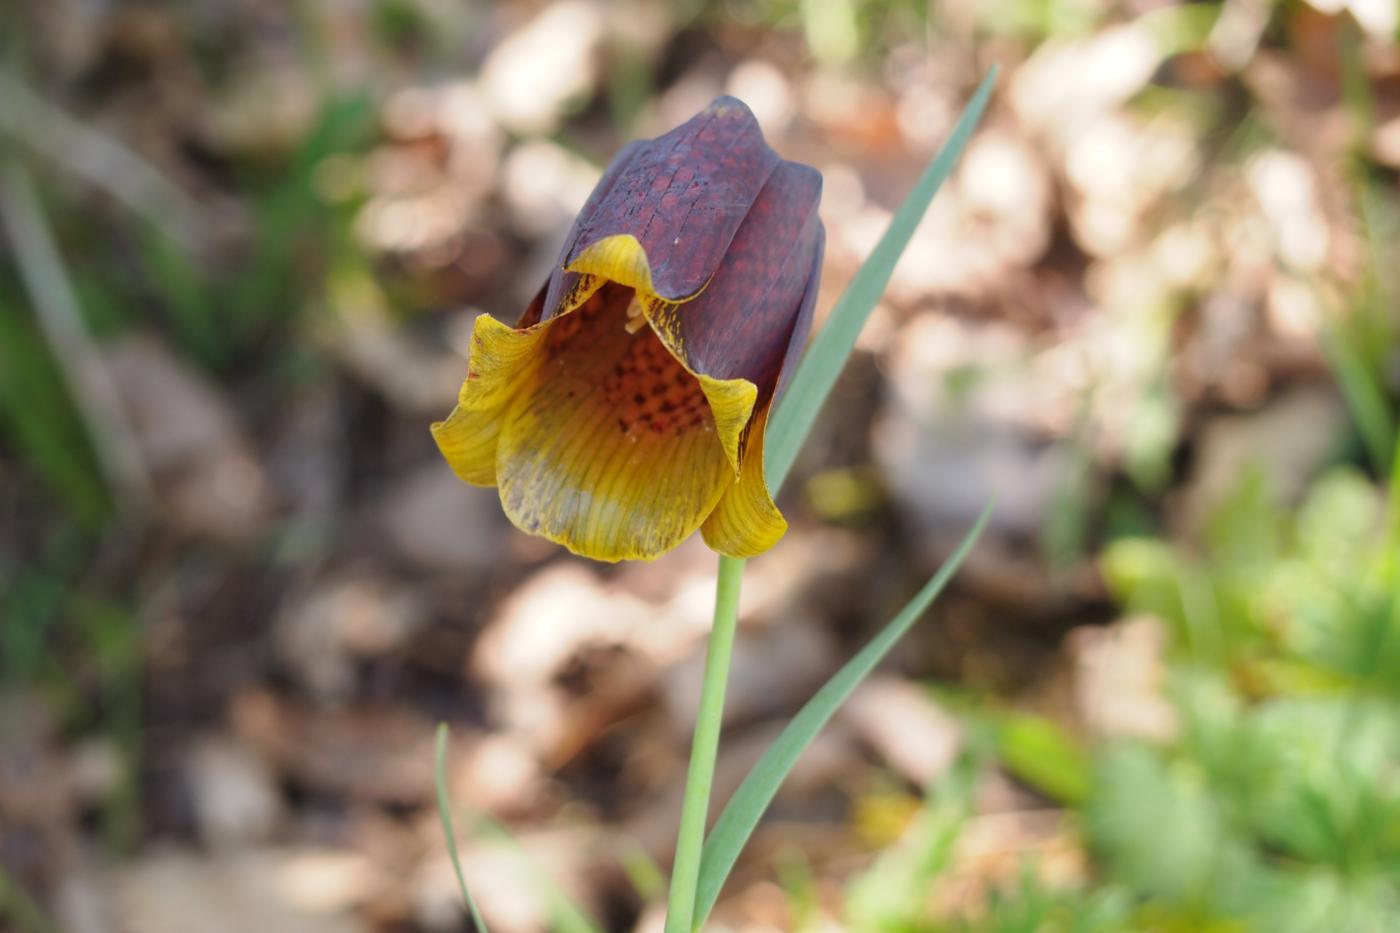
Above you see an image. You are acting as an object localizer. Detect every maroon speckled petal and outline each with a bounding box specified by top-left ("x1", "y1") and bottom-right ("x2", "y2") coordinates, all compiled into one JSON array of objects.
[
  {"x1": 534, "y1": 140, "x2": 648, "y2": 323},
  {"x1": 649, "y1": 159, "x2": 824, "y2": 402},
  {"x1": 554, "y1": 97, "x2": 781, "y2": 304},
  {"x1": 773, "y1": 222, "x2": 824, "y2": 401}
]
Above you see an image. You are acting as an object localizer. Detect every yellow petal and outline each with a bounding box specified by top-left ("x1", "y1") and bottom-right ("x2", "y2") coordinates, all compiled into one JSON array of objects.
[
  {"x1": 495, "y1": 283, "x2": 734, "y2": 562},
  {"x1": 696, "y1": 373, "x2": 756, "y2": 477},
  {"x1": 566, "y1": 233, "x2": 656, "y2": 295},
  {"x1": 701, "y1": 406, "x2": 787, "y2": 557},
  {"x1": 431, "y1": 313, "x2": 548, "y2": 486}
]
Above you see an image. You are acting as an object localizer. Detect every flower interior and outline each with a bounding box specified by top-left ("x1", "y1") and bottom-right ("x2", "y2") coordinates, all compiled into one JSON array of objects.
[{"x1": 433, "y1": 235, "x2": 782, "y2": 562}]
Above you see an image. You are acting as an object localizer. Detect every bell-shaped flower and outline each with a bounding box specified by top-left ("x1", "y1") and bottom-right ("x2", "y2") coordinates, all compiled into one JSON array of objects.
[{"x1": 433, "y1": 97, "x2": 824, "y2": 561}]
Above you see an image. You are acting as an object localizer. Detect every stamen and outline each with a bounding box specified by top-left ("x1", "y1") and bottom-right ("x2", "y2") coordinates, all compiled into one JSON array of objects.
[{"x1": 624, "y1": 294, "x2": 647, "y2": 334}]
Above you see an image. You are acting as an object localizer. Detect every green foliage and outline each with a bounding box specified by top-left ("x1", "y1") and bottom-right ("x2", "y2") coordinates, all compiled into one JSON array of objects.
[
  {"x1": 694, "y1": 507, "x2": 991, "y2": 927},
  {"x1": 225, "y1": 93, "x2": 375, "y2": 351},
  {"x1": 1105, "y1": 464, "x2": 1400, "y2": 694},
  {"x1": 844, "y1": 752, "x2": 978, "y2": 929},
  {"x1": 994, "y1": 713, "x2": 1092, "y2": 806},
  {"x1": 0, "y1": 287, "x2": 109, "y2": 527},
  {"x1": 1079, "y1": 466, "x2": 1400, "y2": 931},
  {"x1": 950, "y1": 868, "x2": 1132, "y2": 933},
  {"x1": 1083, "y1": 688, "x2": 1400, "y2": 932},
  {"x1": 435, "y1": 725, "x2": 492, "y2": 933},
  {"x1": 820, "y1": 446, "x2": 1400, "y2": 931}
]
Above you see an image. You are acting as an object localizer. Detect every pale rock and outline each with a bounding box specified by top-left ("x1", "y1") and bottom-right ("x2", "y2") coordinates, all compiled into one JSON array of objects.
[
  {"x1": 110, "y1": 849, "x2": 368, "y2": 933},
  {"x1": 276, "y1": 573, "x2": 426, "y2": 701},
  {"x1": 474, "y1": 563, "x2": 655, "y2": 754},
  {"x1": 475, "y1": 564, "x2": 653, "y2": 688},
  {"x1": 1067, "y1": 616, "x2": 1177, "y2": 741},
  {"x1": 502, "y1": 140, "x2": 603, "y2": 236},
  {"x1": 726, "y1": 60, "x2": 795, "y2": 136},
  {"x1": 661, "y1": 621, "x2": 839, "y2": 737},
  {"x1": 839, "y1": 676, "x2": 961, "y2": 787},
  {"x1": 277, "y1": 850, "x2": 382, "y2": 915},
  {"x1": 106, "y1": 336, "x2": 271, "y2": 542},
  {"x1": 186, "y1": 736, "x2": 283, "y2": 848},
  {"x1": 1304, "y1": 0, "x2": 1396, "y2": 37},
  {"x1": 456, "y1": 733, "x2": 544, "y2": 819},
  {"x1": 1010, "y1": 23, "x2": 1161, "y2": 143},
  {"x1": 626, "y1": 722, "x2": 856, "y2": 860},
  {"x1": 54, "y1": 870, "x2": 114, "y2": 933},
  {"x1": 481, "y1": 1, "x2": 604, "y2": 135},
  {"x1": 874, "y1": 316, "x2": 1067, "y2": 538},
  {"x1": 1246, "y1": 149, "x2": 1329, "y2": 273},
  {"x1": 413, "y1": 829, "x2": 601, "y2": 933},
  {"x1": 957, "y1": 129, "x2": 1053, "y2": 269},
  {"x1": 1179, "y1": 385, "x2": 1347, "y2": 533},
  {"x1": 440, "y1": 82, "x2": 505, "y2": 187},
  {"x1": 375, "y1": 462, "x2": 504, "y2": 573}
]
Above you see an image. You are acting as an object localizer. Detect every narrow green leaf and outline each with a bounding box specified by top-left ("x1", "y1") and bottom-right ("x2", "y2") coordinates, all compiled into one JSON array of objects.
[
  {"x1": 1386, "y1": 431, "x2": 1400, "y2": 579},
  {"x1": 1324, "y1": 324, "x2": 1394, "y2": 477},
  {"x1": 435, "y1": 724, "x2": 490, "y2": 933},
  {"x1": 765, "y1": 66, "x2": 999, "y2": 492},
  {"x1": 436, "y1": 724, "x2": 605, "y2": 933},
  {"x1": 692, "y1": 505, "x2": 992, "y2": 927},
  {"x1": 466, "y1": 822, "x2": 603, "y2": 933}
]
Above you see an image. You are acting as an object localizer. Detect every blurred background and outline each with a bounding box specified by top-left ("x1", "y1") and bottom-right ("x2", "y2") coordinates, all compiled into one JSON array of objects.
[{"x1": 3, "y1": 0, "x2": 1400, "y2": 930}]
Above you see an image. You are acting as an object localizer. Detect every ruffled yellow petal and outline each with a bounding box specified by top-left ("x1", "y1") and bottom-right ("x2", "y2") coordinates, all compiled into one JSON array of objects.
[
  {"x1": 430, "y1": 314, "x2": 548, "y2": 486},
  {"x1": 495, "y1": 284, "x2": 736, "y2": 562},
  {"x1": 701, "y1": 406, "x2": 787, "y2": 558},
  {"x1": 567, "y1": 233, "x2": 656, "y2": 295},
  {"x1": 437, "y1": 236, "x2": 783, "y2": 561},
  {"x1": 696, "y1": 374, "x2": 755, "y2": 476}
]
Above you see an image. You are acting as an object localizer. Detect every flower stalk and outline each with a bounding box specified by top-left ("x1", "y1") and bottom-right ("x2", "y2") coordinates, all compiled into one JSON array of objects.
[{"x1": 664, "y1": 554, "x2": 746, "y2": 933}]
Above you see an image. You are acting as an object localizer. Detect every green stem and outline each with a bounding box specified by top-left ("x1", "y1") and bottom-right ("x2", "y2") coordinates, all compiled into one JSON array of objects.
[{"x1": 664, "y1": 554, "x2": 745, "y2": 933}]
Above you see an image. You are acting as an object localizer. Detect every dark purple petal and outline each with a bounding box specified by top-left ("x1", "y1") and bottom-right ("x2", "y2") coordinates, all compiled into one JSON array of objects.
[
  {"x1": 773, "y1": 223, "x2": 823, "y2": 401},
  {"x1": 538, "y1": 140, "x2": 647, "y2": 322},
  {"x1": 555, "y1": 97, "x2": 781, "y2": 304},
  {"x1": 651, "y1": 159, "x2": 824, "y2": 400}
]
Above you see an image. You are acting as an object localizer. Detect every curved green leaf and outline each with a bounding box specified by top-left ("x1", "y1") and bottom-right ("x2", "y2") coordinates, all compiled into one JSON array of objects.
[
  {"x1": 692, "y1": 505, "x2": 992, "y2": 927},
  {"x1": 436, "y1": 724, "x2": 490, "y2": 933}
]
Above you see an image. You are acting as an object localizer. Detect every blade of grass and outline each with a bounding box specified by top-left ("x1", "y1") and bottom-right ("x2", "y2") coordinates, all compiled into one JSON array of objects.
[
  {"x1": 764, "y1": 65, "x2": 998, "y2": 491},
  {"x1": 435, "y1": 724, "x2": 490, "y2": 933},
  {"x1": 436, "y1": 724, "x2": 604, "y2": 933},
  {"x1": 1387, "y1": 431, "x2": 1400, "y2": 566},
  {"x1": 1324, "y1": 323, "x2": 1394, "y2": 478},
  {"x1": 471, "y1": 814, "x2": 604, "y2": 933},
  {"x1": 692, "y1": 504, "x2": 992, "y2": 927},
  {"x1": 664, "y1": 553, "x2": 745, "y2": 933},
  {"x1": 0, "y1": 73, "x2": 206, "y2": 250},
  {"x1": 0, "y1": 159, "x2": 155, "y2": 514}
]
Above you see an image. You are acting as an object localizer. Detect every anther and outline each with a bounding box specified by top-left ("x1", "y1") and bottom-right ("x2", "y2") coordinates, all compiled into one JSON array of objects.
[{"x1": 623, "y1": 294, "x2": 647, "y2": 334}]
